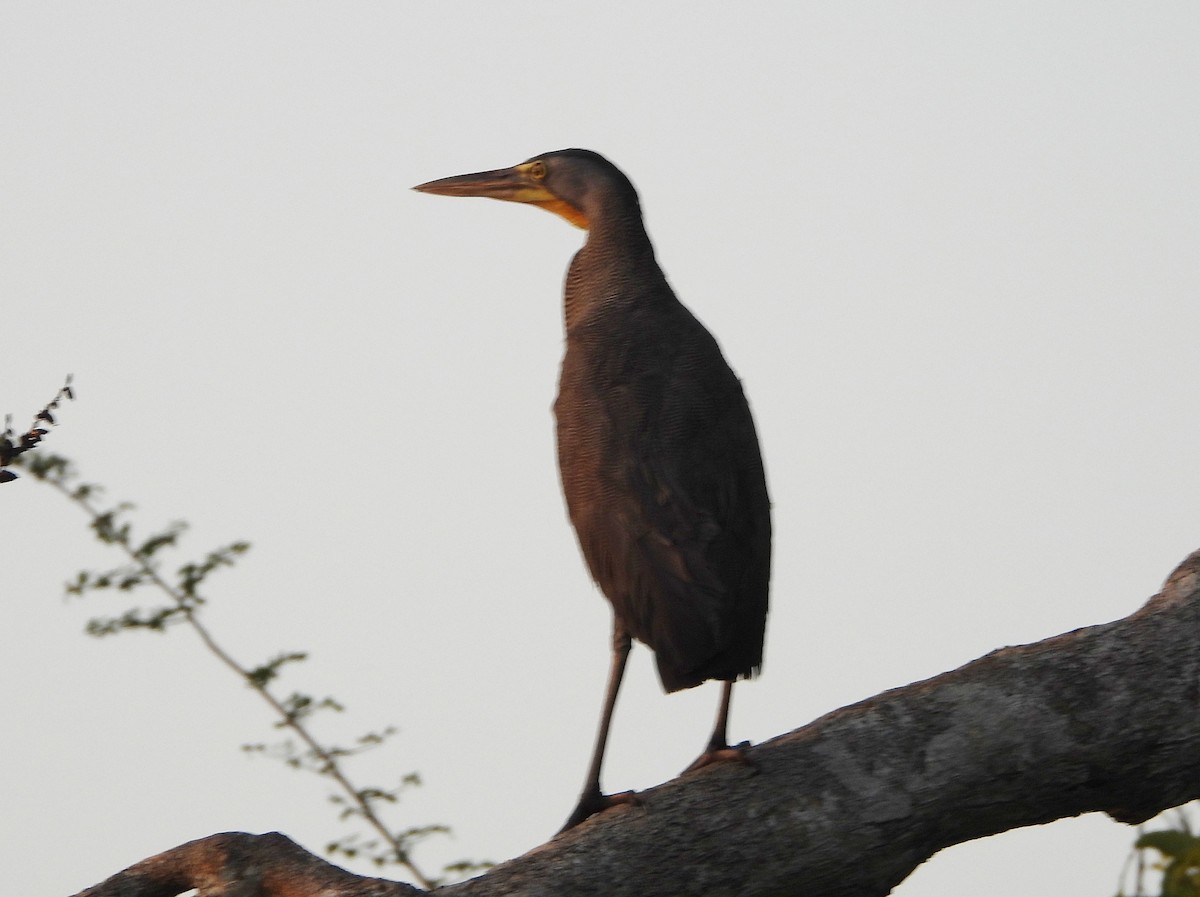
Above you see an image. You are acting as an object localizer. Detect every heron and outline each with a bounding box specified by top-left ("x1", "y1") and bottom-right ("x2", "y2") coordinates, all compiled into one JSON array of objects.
[{"x1": 414, "y1": 149, "x2": 771, "y2": 831}]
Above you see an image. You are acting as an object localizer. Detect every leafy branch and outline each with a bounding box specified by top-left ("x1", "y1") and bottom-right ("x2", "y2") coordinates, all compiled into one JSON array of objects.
[
  {"x1": 1, "y1": 375, "x2": 74, "y2": 484},
  {"x1": 1118, "y1": 803, "x2": 1200, "y2": 897},
  {"x1": 19, "y1": 450, "x2": 490, "y2": 889}
]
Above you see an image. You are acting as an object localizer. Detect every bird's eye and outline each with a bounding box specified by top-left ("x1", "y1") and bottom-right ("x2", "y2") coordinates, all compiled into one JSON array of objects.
[{"x1": 529, "y1": 161, "x2": 547, "y2": 180}]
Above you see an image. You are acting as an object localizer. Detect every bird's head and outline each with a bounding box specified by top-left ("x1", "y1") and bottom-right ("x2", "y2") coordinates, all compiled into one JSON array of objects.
[{"x1": 413, "y1": 149, "x2": 638, "y2": 231}]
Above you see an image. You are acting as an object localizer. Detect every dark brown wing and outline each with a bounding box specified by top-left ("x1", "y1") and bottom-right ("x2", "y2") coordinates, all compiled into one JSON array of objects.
[{"x1": 556, "y1": 293, "x2": 771, "y2": 693}]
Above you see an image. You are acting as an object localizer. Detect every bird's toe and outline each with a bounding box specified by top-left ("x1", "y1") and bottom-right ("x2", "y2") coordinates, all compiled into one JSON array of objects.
[
  {"x1": 558, "y1": 788, "x2": 641, "y2": 834},
  {"x1": 682, "y1": 740, "x2": 757, "y2": 775}
]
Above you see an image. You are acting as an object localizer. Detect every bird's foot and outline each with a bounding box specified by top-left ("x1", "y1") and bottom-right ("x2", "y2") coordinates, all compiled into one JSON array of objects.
[
  {"x1": 682, "y1": 739, "x2": 757, "y2": 775},
  {"x1": 557, "y1": 787, "x2": 641, "y2": 834}
]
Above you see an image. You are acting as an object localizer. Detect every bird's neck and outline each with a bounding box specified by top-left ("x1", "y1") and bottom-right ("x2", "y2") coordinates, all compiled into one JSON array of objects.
[{"x1": 563, "y1": 212, "x2": 662, "y2": 332}]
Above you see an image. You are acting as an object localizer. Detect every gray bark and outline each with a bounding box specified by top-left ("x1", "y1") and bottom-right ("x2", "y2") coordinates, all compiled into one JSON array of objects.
[{"x1": 74, "y1": 549, "x2": 1200, "y2": 897}]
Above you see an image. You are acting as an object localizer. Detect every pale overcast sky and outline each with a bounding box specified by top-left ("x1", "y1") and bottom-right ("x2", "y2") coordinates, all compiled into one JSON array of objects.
[{"x1": 3, "y1": 4, "x2": 1198, "y2": 895}]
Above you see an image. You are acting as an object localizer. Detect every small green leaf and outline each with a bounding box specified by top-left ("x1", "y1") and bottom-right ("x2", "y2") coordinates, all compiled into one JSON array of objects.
[{"x1": 1137, "y1": 829, "x2": 1199, "y2": 860}]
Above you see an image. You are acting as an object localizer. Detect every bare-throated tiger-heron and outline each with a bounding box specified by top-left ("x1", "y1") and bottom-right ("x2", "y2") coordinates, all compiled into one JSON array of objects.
[{"x1": 414, "y1": 149, "x2": 771, "y2": 831}]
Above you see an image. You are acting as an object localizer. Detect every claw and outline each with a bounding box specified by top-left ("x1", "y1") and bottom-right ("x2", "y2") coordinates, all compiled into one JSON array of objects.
[
  {"x1": 558, "y1": 787, "x2": 641, "y2": 833},
  {"x1": 683, "y1": 739, "x2": 758, "y2": 775}
]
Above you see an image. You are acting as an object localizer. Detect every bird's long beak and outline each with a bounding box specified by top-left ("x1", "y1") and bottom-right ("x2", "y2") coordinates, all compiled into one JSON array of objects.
[
  {"x1": 413, "y1": 163, "x2": 589, "y2": 229},
  {"x1": 413, "y1": 165, "x2": 548, "y2": 202}
]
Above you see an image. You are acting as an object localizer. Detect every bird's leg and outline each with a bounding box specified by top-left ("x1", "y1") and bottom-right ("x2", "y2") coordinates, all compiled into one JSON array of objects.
[
  {"x1": 558, "y1": 622, "x2": 639, "y2": 833},
  {"x1": 683, "y1": 680, "x2": 755, "y2": 773}
]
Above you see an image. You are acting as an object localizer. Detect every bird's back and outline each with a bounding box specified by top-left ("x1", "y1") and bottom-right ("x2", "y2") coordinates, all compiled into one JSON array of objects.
[{"x1": 555, "y1": 236, "x2": 771, "y2": 693}]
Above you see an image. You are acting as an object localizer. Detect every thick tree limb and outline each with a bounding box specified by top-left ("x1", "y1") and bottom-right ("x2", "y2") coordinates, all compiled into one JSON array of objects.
[
  {"x1": 72, "y1": 548, "x2": 1200, "y2": 897},
  {"x1": 73, "y1": 832, "x2": 420, "y2": 897}
]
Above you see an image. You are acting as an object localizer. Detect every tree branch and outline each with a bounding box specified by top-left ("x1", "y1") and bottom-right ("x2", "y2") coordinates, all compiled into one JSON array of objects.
[
  {"x1": 26, "y1": 455, "x2": 442, "y2": 889},
  {"x1": 73, "y1": 832, "x2": 421, "y2": 897},
  {"x1": 71, "y1": 548, "x2": 1200, "y2": 897}
]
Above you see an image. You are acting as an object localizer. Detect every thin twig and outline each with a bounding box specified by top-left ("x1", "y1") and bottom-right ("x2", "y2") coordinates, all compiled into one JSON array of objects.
[
  {"x1": 34, "y1": 466, "x2": 437, "y2": 891},
  {"x1": 1, "y1": 375, "x2": 74, "y2": 481}
]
